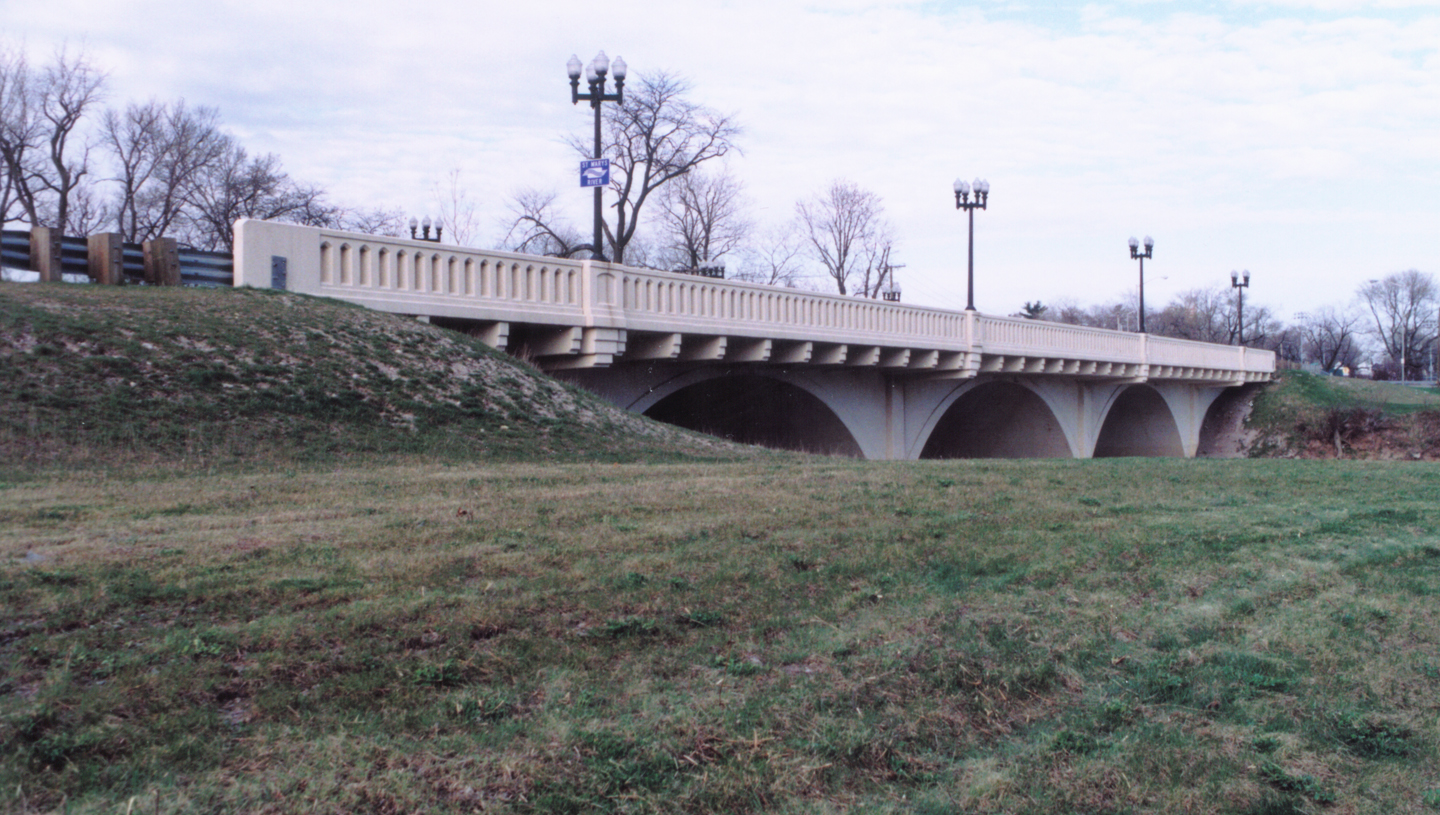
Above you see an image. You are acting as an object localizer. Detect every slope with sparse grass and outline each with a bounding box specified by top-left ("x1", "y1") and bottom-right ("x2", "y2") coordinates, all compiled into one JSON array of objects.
[
  {"x1": 1247, "y1": 371, "x2": 1440, "y2": 459},
  {"x1": 0, "y1": 283, "x2": 747, "y2": 467}
]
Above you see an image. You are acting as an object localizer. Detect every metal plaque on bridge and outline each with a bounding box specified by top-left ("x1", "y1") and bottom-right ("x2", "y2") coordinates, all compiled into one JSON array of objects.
[{"x1": 580, "y1": 159, "x2": 610, "y2": 188}]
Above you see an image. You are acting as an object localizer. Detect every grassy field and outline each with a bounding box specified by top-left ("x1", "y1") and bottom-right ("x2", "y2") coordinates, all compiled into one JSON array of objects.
[{"x1": 4, "y1": 456, "x2": 1438, "y2": 814}]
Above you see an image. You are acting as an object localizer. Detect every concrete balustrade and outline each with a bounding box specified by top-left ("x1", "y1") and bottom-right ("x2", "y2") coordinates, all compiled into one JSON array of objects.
[{"x1": 234, "y1": 218, "x2": 1272, "y2": 386}]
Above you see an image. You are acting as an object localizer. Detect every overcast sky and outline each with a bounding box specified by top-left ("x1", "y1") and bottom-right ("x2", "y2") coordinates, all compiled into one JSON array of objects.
[{"x1": 6, "y1": 0, "x2": 1437, "y2": 318}]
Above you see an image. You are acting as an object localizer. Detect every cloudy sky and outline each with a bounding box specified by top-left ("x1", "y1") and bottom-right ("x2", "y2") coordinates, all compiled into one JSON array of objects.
[{"x1": 6, "y1": 0, "x2": 1438, "y2": 317}]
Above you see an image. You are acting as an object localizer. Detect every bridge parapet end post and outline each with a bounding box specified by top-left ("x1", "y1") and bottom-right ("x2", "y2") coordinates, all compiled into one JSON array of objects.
[{"x1": 234, "y1": 218, "x2": 319, "y2": 292}]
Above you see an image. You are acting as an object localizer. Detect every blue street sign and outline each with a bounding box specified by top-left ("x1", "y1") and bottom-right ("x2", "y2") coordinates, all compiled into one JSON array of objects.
[{"x1": 580, "y1": 159, "x2": 610, "y2": 188}]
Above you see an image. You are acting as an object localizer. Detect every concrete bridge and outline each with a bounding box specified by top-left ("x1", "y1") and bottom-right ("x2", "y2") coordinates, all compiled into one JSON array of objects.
[{"x1": 235, "y1": 219, "x2": 1274, "y2": 459}]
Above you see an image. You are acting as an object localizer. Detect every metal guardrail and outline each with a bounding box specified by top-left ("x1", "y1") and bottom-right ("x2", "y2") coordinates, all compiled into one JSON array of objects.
[
  {"x1": 59, "y1": 235, "x2": 89, "y2": 278},
  {"x1": 178, "y1": 247, "x2": 234, "y2": 287},
  {"x1": 122, "y1": 242, "x2": 146, "y2": 284},
  {"x1": 1, "y1": 229, "x2": 30, "y2": 269}
]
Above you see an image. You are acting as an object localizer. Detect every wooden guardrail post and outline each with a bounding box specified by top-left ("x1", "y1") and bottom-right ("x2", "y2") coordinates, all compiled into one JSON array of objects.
[
  {"x1": 87, "y1": 232, "x2": 125, "y2": 285},
  {"x1": 143, "y1": 237, "x2": 180, "y2": 286},
  {"x1": 29, "y1": 227, "x2": 63, "y2": 282}
]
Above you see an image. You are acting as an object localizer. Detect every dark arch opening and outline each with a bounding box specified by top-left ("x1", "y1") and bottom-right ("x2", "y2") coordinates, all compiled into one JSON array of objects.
[
  {"x1": 1196, "y1": 384, "x2": 1261, "y2": 458},
  {"x1": 919, "y1": 381, "x2": 1072, "y2": 459},
  {"x1": 1093, "y1": 386, "x2": 1184, "y2": 457},
  {"x1": 644, "y1": 375, "x2": 862, "y2": 456}
]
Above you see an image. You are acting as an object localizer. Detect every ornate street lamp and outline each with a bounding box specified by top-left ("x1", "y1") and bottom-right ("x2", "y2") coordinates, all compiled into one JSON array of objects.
[
  {"x1": 568, "y1": 51, "x2": 626, "y2": 262},
  {"x1": 1231, "y1": 269, "x2": 1251, "y2": 345},
  {"x1": 409, "y1": 217, "x2": 442, "y2": 243},
  {"x1": 1128, "y1": 235, "x2": 1153, "y2": 333},
  {"x1": 953, "y1": 177, "x2": 990, "y2": 311}
]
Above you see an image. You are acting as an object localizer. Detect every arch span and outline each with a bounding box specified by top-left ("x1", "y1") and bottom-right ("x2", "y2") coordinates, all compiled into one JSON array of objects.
[
  {"x1": 643, "y1": 374, "x2": 863, "y2": 457},
  {"x1": 1093, "y1": 385, "x2": 1184, "y2": 457},
  {"x1": 919, "y1": 380, "x2": 1073, "y2": 459}
]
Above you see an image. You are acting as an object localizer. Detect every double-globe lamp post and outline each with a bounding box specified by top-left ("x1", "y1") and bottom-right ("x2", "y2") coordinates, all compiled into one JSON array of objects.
[
  {"x1": 568, "y1": 51, "x2": 626, "y2": 262},
  {"x1": 953, "y1": 177, "x2": 990, "y2": 311},
  {"x1": 1128, "y1": 235, "x2": 1153, "y2": 333},
  {"x1": 1231, "y1": 269, "x2": 1251, "y2": 346}
]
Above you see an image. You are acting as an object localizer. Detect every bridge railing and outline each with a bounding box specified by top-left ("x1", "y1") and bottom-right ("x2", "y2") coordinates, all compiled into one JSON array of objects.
[
  {"x1": 978, "y1": 314, "x2": 1146, "y2": 363},
  {"x1": 612, "y1": 265, "x2": 969, "y2": 347},
  {"x1": 236, "y1": 219, "x2": 591, "y2": 325},
  {"x1": 233, "y1": 219, "x2": 1274, "y2": 378},
  {"x1": 1146, "y1": 335, "x2": 1270, "y2": 372}
]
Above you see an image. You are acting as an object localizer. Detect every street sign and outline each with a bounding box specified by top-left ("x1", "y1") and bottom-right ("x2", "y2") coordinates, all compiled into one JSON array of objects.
[{"x1": 580, "y1": 159, "x2": 610, "y2": 188}]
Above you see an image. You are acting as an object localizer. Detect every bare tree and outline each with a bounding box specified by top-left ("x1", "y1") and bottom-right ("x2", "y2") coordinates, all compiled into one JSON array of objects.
[
  {"x1": 1298, "y1": 307, "x2": 1364, "y2": 372},
  {"x1": 564, "y1": 71, "x2": 740, "y2": 263},
  {"x1": 62, "y1": 180, "x2": 110, "y2": 235},
  {"x1": 335, "y1": 206, "x2": 405, "y2": 237},
  {"x1": 0, "y1": 47, "x2": 44, "y2": 228},
  {"x1": 500, "y1": 188, "x2": 588, "y2": 257},
  {"x1": 0, "y1": 47, "x2": 106, "y2": 232},
  {"x1": 655, "y1": 166, "x2": 751, "y2": 269},
  {"x1": 795, "y1": 180, "x2": 895, "y2": 296},
  {"x1": 1148, "y1": 287, "x2": 1233, "y2": 343},
  {"x1": 182, "y1": 141, "x2": 335, "y2": 250},
  {"x1": 103, "y1": 99, "x2": 226, "y2": 242},
  {"x1": 434, "y1": 168, "x2": 480, "y2": 247},
  {"x1": 1358, "y1": 270, "x2": 1437, "y2": 378},
  {"x1": 734, "y1": 221, "x2": 809, "y2": 287},
  {"x1": 34, "y1": 49, "x2": 105, "y2": 232}
]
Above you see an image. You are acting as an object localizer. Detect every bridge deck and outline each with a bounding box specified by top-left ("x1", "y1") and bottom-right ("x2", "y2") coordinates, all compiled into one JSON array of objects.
[{"x1": 235, "y1": 219, "x2": 1274, "y2": 385}]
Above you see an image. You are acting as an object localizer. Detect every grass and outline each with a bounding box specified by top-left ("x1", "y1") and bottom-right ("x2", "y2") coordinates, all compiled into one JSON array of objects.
[{"x1": 3, "y1": 457, "x2": 1439, "y2": 813}]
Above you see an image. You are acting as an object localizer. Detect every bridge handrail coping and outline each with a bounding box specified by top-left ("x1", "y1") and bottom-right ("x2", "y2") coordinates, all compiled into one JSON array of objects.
[{"x1": 233, "y1": 219, "x2": 1275, "y2": 374}]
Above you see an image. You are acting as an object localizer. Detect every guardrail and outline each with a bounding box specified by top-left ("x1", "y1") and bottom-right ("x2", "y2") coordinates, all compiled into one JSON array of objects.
[{"x1": 1, "y1": 230, "x2": 31, "y2": 269}]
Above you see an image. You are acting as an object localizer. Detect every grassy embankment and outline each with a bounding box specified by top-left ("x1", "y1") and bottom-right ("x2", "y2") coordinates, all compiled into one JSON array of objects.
[
  {"x1": 1247, "y1": 370, "x2": 1440, "y2": 458},
  {"x1": 2, "y1": 283, "x2": 1439, "y2": 814}
]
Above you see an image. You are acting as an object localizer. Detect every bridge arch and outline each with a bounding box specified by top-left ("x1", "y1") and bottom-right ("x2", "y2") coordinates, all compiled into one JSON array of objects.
[
  {"x1": 1092, "y1": 384, "x2": 1184, "y2": 457},
  {"x1": 917, "y1": 379, "x2": 1077, "y2": 459},
  {"x1": 625, "y1": 368, "x2": 865, "y2": 457}
]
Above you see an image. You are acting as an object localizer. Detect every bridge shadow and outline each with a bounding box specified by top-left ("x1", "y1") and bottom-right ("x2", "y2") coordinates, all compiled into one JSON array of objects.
[
  {"x1": 1093, "y1": 385, "x2": 1184, "y2": 457},
  {"x1": 644, "y1": 375, "x2": 863, "y2": 457},
  {"x1": 920, "y1": 382, "x2": 1072, "y2": 459}
]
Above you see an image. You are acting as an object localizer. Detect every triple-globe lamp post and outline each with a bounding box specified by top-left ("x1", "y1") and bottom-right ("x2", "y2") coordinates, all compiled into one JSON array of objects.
[
  {"x1": 409, "y1": 217, "x2": 441, "y2": 243},
  {"x1": 1231, "y1": 269, "x2": 1251, "y2": 346},
  {"x1": 953, "y1": 177, "x2": 990, "y2": 311},
  {"x1": 1128, "y1": 235, "x2": 1153, "y2": 333},
  {"x1": 567, "y1": 51, "x2": 626, "y2": 262}
]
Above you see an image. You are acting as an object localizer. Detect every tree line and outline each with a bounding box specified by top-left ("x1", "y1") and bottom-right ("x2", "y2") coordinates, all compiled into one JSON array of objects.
[
  {"x1": 1029, "y1": 269, "x2": 1436, "y2": 380},
  {"x1": 7, "y1": 47, "x2": 1428, "y2": 377},
  {"x1": 0, "y1": 46, "x2": 400, "y2": 250}
]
